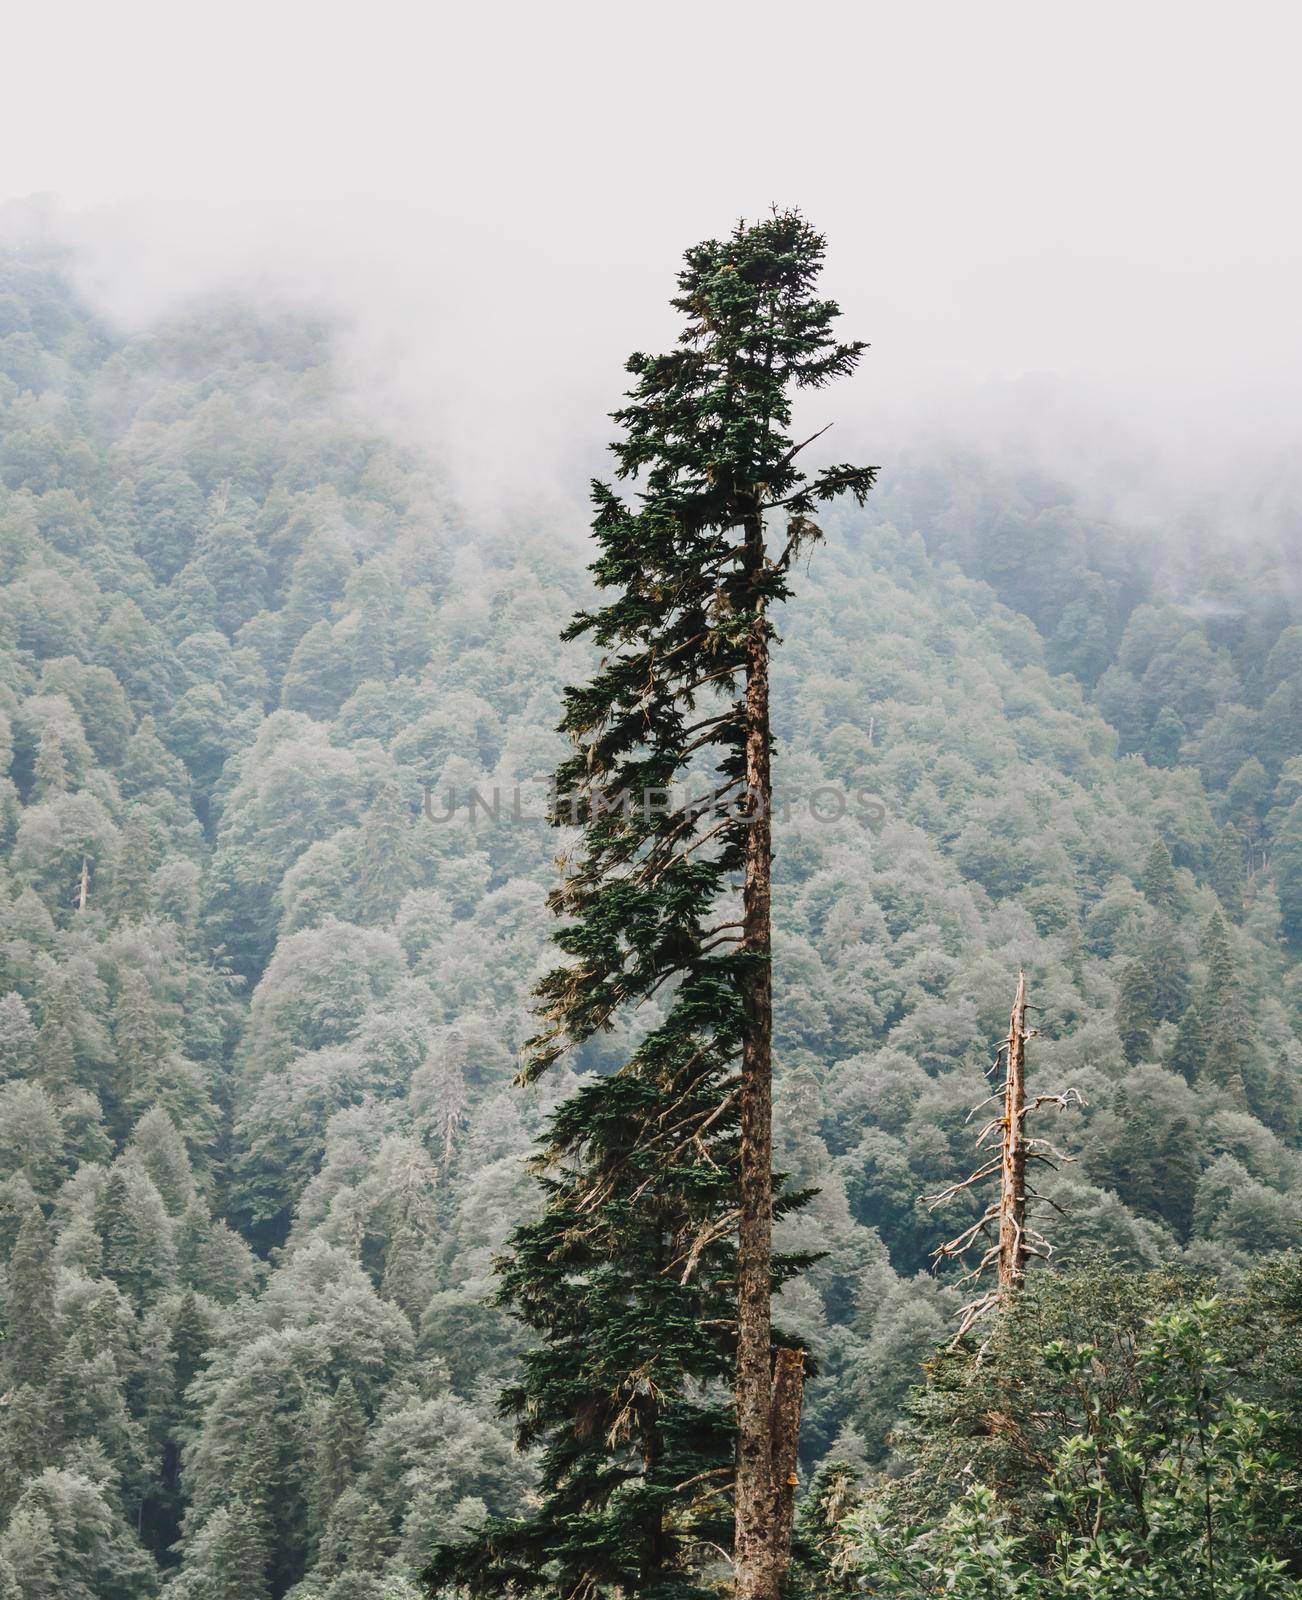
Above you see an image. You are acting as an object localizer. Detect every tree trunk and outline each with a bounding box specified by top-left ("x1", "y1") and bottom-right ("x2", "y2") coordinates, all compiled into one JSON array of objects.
[
  {"x1": 996, "y1": 970, "x2": 1029, "y2": 1296},
  {"x1": 735, "y1": 515, "x2": 783, "y2": 1600},
  {"x1": 769, "y1": 1346, "x2": 805, "y2": 1562}
]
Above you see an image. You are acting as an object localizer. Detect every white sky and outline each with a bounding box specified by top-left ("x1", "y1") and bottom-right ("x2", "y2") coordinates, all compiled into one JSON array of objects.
[{"x1": 3, "y1": 0, "x2": 1301, "y2": 516}]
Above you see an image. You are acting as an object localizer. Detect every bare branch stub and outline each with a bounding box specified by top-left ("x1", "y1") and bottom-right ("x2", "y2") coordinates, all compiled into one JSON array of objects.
[{"x1": 923, "y1": 971, "x2": 1083, "y2": 1341}]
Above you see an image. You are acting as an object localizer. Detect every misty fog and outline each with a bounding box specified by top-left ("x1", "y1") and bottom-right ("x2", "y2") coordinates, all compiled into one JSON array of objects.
[{"x1": 5, "y1": 0, "x2": 1301, "y2": 529}]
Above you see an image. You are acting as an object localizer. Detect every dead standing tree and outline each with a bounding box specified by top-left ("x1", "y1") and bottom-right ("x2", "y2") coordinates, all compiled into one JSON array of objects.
[{"x1": 923, "y1": 971, "x2": 1082, "y2": 1340}]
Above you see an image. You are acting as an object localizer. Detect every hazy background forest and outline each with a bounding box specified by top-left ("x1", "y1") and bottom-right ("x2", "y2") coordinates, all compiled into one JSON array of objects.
[
  {"x1": 0, "y1": 241, "x2": 1298, "y2": 1597},
  {"x1": 1, "y1": 4, "x2": 1300, "y2": 1597}
]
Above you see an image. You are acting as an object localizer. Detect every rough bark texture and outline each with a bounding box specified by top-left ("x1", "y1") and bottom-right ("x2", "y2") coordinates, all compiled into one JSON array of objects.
[
  {"x1": 735, "y1": 517, "x2": 779, "y2": 1600},
  {"x1": 769, "y1": 1346, "x2": 806, "y2": 1565},
  {"x1": 996, "y1": 971, "x2": 1029, "y2": 1296}
]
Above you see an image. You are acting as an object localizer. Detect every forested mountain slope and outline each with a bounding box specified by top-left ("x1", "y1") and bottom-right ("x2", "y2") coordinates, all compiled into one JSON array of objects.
[{"x1": 0, "y1": 254, "x2": 1298, "y2": 1599}]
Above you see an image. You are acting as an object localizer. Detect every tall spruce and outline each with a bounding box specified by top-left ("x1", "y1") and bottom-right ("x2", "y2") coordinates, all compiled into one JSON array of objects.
[{"x1": 428, "y1": 211, "x2": 874, "y2": 1600}]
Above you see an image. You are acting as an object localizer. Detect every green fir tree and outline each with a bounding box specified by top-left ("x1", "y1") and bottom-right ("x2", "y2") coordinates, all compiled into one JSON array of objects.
[{"x1": 429, "y1": 210, "x2": 873, "y2": 1600}]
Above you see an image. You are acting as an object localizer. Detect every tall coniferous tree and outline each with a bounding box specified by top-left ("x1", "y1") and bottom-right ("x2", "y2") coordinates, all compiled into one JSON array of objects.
[{"x1": 429, "y1": 212, "x2": 873, "y2": 1600}]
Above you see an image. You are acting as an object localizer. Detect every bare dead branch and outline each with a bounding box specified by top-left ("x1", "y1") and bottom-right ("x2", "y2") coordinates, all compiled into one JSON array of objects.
[{"x1": 921, "y1": 972, "x2": 1083, "y2": 1344}]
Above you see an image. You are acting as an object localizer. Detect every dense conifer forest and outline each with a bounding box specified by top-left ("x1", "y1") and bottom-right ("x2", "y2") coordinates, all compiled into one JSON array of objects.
[{"x1": 0, "y1": 244, "x2": 1298, "y2": 1598}]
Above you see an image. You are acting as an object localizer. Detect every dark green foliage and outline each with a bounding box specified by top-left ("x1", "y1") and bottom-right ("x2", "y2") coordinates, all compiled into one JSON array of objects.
[
  {"x1": 1087, "y1": 1096, "x2": 1201, "y2": 1241},
  {"x1": 0, "y1": 1464, "x2": 160, "y2": 1599},
  {"x1": 1228, "y1": 756, "x2": 1272, "y2": 832},
  {"x1": 111, "y1": 972, "x2": 168, "y2": 1129},
  {"x1": 0, "y1": 1384, "x2": 55, "y2": 1517},
  {"x1": 351, "y1": 1501, "x2": 396, "y2": 1573},
  {"x1": 1044, "y1": 569, "x2": 1117, "y2": 685},
  {"x1": 827, "y1": 1259, "x2": 1302, "y2": 1598}
]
